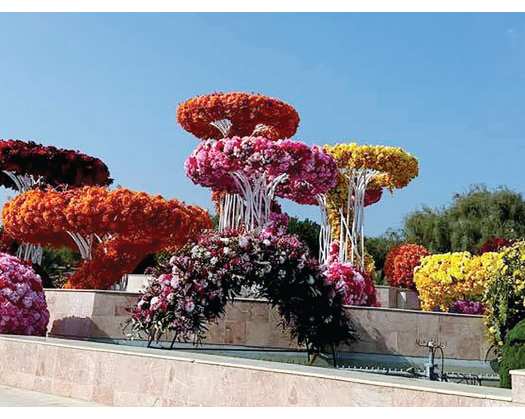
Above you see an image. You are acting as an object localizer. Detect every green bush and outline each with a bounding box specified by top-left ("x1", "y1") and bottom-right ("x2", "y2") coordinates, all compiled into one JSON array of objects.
[{"x1": 499, "y1": 319, "x2": 525, "y2": 388}]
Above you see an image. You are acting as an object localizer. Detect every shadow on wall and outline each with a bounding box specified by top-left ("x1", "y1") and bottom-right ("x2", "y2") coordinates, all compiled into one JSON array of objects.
[{"x1": 49, "y1": 316, "x2": 110, "y2": 339}]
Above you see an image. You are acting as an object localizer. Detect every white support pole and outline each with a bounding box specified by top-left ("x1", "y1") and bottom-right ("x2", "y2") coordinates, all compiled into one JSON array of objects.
[
  {"x1": 316, "y1": 194, "x2": 332, "y2": 265},
  {"x1": 210, "y1": 119, "x2": 232, "y2": 138},
  {"x1": 66, "y1": 231, "x2": 95, "y2": 260},
  {"x1": 338, "y1": 168, "x2": 378, "y2": 271}
]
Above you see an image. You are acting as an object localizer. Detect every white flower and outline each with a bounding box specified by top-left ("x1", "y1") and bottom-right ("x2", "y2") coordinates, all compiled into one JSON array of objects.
[
  {"x1": 307, "y1": 275, "x2": 315, "y2": 285},
  {"x1": 223, "y1": 247, "x2": 230, "y2": 255},
  {"x1": 150, "y1": 297, "x2": 159, "y2": 307},
  {"x1": 210, "y1": 257, "x2": 218, "y2": 265},
  {"x1": 263, "y1": 239, "x2": 271, "y2": 246},
  {"x1": 239, "y1": 237, "x2": 249, "y2": 248}
]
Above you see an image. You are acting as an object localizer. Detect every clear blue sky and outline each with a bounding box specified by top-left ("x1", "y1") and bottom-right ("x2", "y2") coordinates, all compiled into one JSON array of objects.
[{"x1": 1, "y1": 13, "x2": 524, "y2": 236}]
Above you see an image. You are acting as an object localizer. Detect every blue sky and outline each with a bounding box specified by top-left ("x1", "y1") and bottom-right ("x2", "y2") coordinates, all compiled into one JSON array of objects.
[{"x1": 0, "y1": 13, "x2": 524, "y2": 236}]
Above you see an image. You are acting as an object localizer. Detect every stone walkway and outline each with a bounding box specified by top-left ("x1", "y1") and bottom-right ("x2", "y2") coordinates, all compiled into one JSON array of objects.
[{"x1": 0, "y1": 385, "x2": 101, "y2": 406}]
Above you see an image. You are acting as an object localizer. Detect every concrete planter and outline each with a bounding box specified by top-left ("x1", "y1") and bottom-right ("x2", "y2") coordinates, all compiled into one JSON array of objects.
[
  {"x1": 44, "y1": 289, "x2": 490, "y2": 361},
  {"x1": 374, "y1": 286, "x2": 420, "y2": 310}
]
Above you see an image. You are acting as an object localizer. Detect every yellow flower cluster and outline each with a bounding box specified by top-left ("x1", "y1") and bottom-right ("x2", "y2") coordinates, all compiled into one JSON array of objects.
[
  {"x1": 323, "y1": 143, "x2": 419, "y2": 190},
  {"x1": 483, "y1": 241, "x2": 525, "y2": 347},
  {"x1": 414, "y1": 251, "x2": 501, "y2": 312}
]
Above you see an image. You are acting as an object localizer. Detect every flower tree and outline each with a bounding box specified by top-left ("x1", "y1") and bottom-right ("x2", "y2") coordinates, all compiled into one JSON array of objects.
[
  {"x1": 323, "y1": 143, "x2": 419, "y2": 271},
  {"x1": 185, "y1": 136, "x2": 337, "y2": 232},
  {"x1": 0, "y1": 139, "x2": 112, "y2": 264},
  {"x1": 2, "y1": 186, "x2": 212, "y2": 289},
  {"x1": 176, "y1": 92, "x2": 300, "y2": 141},
  {"x1": 177, "y1": 92, "x2": 312, "y2": 232}
]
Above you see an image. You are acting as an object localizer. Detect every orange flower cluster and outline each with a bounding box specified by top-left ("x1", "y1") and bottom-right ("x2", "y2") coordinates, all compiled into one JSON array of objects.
[
  {"x1": 176, "y1": 92, "x2": 300, "y2": 140},
  {"x1": 384, "y1": 244, "x2": 430, "y2": 289},
  {"x1": 3, "y1": 186, "x2": 212, "y2": 289}
]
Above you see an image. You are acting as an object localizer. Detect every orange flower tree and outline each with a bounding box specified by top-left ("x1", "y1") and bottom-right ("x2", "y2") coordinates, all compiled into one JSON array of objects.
[
  {"x1": 176, "y1": 92, "x2": 300, "y2": 140},
  {"x1": 2, "y1": 186, "x2": 212, "y2": 289}
]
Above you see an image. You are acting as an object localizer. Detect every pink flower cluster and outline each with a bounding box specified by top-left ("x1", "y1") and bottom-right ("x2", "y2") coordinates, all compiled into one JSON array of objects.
[
  {"x1": 450, "y1": 300, "x2": 484, "y2": 315},
  {"x1": 0, "y1": 253, "x2": 49, "y2": 335},
  {"x1": 322, "y1": 260, "x2": 378, "y2": 307},
  {"x1": 185, "y1": 136, "x2": 338, "y2": 205}
]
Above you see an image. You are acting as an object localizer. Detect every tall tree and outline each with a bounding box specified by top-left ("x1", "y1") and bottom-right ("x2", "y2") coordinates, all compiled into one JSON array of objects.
[{"x1": 404, "y1": 185, "x2": 525, "y2": 253}]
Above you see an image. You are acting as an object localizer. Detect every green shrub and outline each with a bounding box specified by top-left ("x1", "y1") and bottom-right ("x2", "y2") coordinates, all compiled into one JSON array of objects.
[{"x1": 499, "y1": 319, "x2": 525, "y2": 388}]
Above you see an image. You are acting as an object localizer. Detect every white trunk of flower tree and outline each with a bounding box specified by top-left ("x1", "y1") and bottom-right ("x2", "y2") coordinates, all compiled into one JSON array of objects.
[
  {"x1": 338, "y1": 168, "x2": 378, "y2": 271},
  {"x1": 218, "y1": 172, "x2": 287, "y2": 232},
  {"x1": 316, "y1": 194, "x2": 332, "y2": 265}
]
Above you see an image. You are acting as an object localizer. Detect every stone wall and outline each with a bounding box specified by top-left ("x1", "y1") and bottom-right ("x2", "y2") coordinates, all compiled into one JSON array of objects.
[
  {"x1": 0, "y1": 335, "x2": 517, "y2": 406},
  {"x1": 44, "y1": 289, "x2": 491, "y2": 360}
]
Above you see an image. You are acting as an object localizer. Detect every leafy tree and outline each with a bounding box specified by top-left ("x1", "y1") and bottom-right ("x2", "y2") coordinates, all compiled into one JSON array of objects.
[
  {"x1": 287, "y1": 216, "x2": 320, "y2": 259},
  {"x1": 365, "y1": 229, "x2": 404, "y2": 275},
  {"x1": 403, "y1": 185, "x2": 525, "y2": 253}
]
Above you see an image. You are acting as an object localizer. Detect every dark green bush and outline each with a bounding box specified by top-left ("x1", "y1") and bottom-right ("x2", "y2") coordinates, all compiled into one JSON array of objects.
[{"x1": 499, "y1": 319, "x2": 525, "y2": 388}]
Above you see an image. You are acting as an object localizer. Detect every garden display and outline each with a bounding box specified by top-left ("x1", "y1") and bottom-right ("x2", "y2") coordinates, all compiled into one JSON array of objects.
[{"x1": 124, "y1": 91, "x2": 424, "y2": 354}]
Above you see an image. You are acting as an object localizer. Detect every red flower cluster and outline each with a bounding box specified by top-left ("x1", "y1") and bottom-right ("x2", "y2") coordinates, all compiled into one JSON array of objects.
[
  {"x1": 0, "y1": 139, "x2": 112, "y2": 189},
  {"x1": 3, "y1": 187, "x2": 213, "y2": 289},
  {"x1": 384, "y1": 244, "x2": 430, "y2": 289},
  {"x1": 176, "y1": 92, "x2": 300, "y2": 140},
  {"x1": 479, "y1": 237, "x2": 512, "y2": 254}
]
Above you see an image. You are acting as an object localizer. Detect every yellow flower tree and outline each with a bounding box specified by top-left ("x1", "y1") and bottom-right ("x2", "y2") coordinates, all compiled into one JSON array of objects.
[{"x1": 322, "y1": 143, "x2": 419, "y2": 271}]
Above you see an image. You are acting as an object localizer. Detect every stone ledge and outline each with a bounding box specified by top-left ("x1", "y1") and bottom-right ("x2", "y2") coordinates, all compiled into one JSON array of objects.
[{"x1": 0, "y1": 335, "x2": 515, "y2": 406}]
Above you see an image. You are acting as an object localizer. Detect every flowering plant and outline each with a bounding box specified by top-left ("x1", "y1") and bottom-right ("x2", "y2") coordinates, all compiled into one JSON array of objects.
[
  {"x1": 3, "y1": 187, "x2": 212, "y2": 289},
  {"x1": 384, "y1": 244, "x2": 430, "y2": 289},
  {"x1": 483, "y1": 241, "x2": 525, "y2": 348},
  {"x1": 450, "y1": 300, "x2": 484, "y2": 315},
  {"x1": 414, "y1": 251, "x2": 500, "y2": 312},
  {"x1": 0, "y1": 253, "x2": 49, "y2": 335},
  {"x1": 176, "y1": 92, "x2": 300, "y2": 140},
  {"x1": 0, "y1": 139, "x2": 112, "y2": 190},
  {"x1": 126, "y1": 228, "x2": 357, "y2": 352},
  {"x1": 322, "y1": 260, "x2": 379, "y2": 306},
  {"x1": 479, "y1": 237, "x2": 512, "y2": 254},
  {"x1": 185, "y1": 136, "x2": 338, "y2": 205}
]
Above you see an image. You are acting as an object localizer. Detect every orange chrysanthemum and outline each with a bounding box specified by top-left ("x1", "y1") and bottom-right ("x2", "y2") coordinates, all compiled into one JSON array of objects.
[
  {"x1": 176, "y1": 92, "x2": 300, "y2": 140},
  {"x1": 3, "y1": 187, "x2": 212, "y2": 289}
]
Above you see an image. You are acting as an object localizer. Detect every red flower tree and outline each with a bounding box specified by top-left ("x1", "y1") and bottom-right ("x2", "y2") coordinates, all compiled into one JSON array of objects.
[{"x1": 384, "y1": 244, "x2": 430, "y2": 289}]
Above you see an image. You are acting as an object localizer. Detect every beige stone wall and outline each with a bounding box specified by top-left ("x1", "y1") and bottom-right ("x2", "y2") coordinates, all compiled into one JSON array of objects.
[
  {"x1": 0, "y1": 336, "x2": 516, "y2": 407},
  {"x1": 44, "y1": 289, "x2": 490, "y2": 360}
]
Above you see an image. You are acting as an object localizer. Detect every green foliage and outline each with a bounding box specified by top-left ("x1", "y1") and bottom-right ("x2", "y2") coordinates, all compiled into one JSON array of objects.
[
  {"x1": 499, "y1": 319, "x2": 525, "y2": 388},
  {"x1": 40, "y1": 247, "x2": 80, "y2": 288},
  {"x1": 286, "y1": 216, "x2": 320, "y2": 259},
  {"x1": 365, "y1": 229, "x2": 404, "y2": 273},
  {"x1": 404, "y1": 185, "x2": 525, "y2": 253}
]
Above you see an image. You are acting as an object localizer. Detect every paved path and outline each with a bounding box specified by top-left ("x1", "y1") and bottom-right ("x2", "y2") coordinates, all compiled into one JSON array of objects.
[{"x1": 0, "y1": 385, "x2": 102, "y2": 406}]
